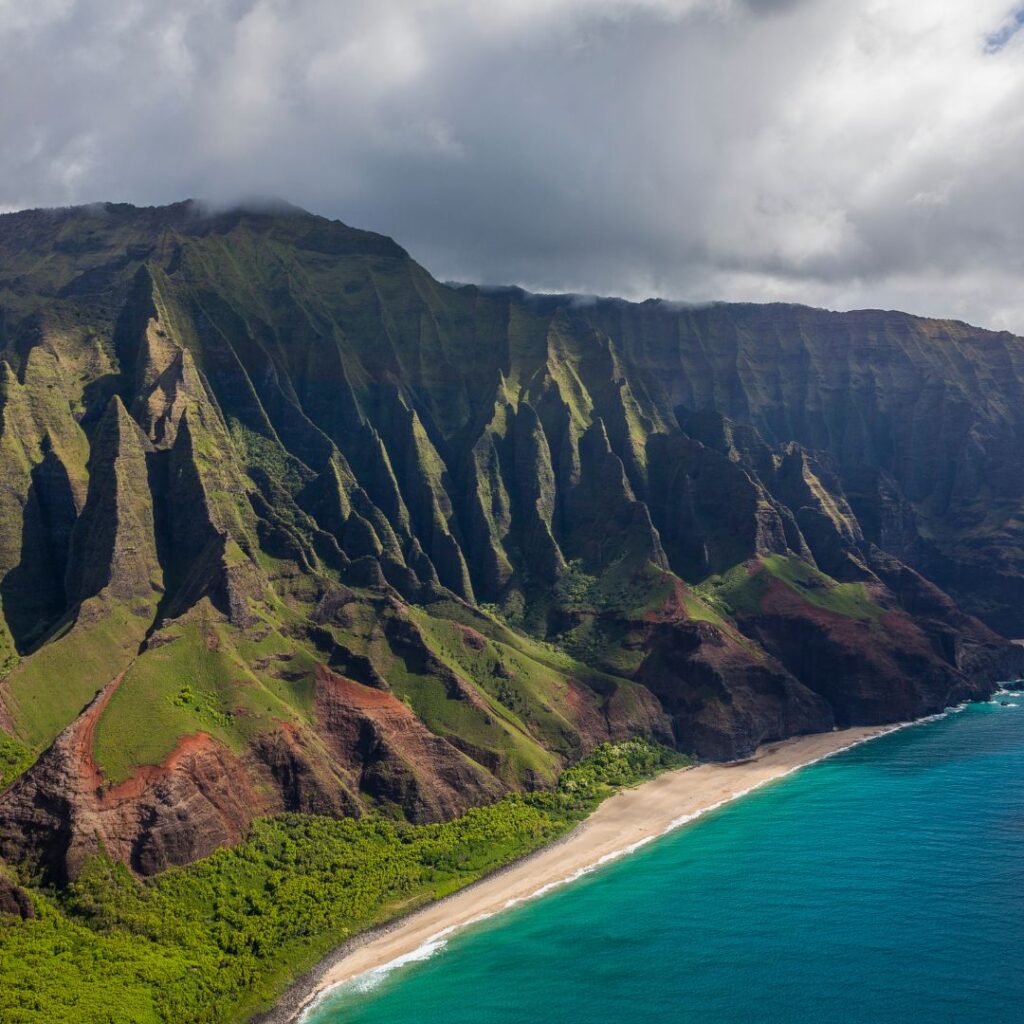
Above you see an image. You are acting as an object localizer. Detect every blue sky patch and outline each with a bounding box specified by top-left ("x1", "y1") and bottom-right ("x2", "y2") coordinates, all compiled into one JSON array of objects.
[{"x1": 986, "y1": 5, "x2": 1024, "y2": 52}]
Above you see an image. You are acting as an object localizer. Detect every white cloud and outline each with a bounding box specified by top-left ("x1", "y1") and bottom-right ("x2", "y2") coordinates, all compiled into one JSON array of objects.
[{"x1": 3, "y1": 0, "x2": 1024, "y2": 330}]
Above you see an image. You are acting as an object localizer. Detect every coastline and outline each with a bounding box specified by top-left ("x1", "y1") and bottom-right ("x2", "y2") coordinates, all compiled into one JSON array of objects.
[{"x1": 260, "y1": 722, "x2": 903, "y2": 1024}]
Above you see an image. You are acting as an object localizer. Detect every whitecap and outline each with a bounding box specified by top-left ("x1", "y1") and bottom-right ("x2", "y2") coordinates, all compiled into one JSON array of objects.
[{"x1": 346, "y1": 937, "x2": 449, "y2": 993}]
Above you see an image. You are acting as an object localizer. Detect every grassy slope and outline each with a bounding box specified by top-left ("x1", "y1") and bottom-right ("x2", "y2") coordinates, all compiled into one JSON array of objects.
[
  {"x1": 541, "y1": 558, "x2": 748, "y2": 673},
  {"x1": 0, "y1": 741, "x2": 688, "y2": 1024},
  {"x1": 76, "y1": 576, "x2": 657, "y2": 794},
  {"x1": 92, "y1": 604, "x2": 320, "y2": 784},
  {"x1": 4, "y1": 597, "x2": 156, "y2": 753},
  {"x1": 697, "y1": 554, "x2": 884, "y2": 623},
  {"x1": 306, "y1": 592, "x2": 659, "y2": 790}
]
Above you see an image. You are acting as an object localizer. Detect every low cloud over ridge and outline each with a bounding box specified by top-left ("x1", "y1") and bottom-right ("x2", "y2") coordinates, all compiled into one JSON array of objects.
[{"x1": 4, "y1": 1, "x2": 1024, "y2": 330}]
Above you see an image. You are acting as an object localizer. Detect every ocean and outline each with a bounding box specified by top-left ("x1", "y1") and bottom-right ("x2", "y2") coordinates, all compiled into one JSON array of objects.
[{"x1": 306, "y1": 699, "x2": 1024, "y2": 1024}]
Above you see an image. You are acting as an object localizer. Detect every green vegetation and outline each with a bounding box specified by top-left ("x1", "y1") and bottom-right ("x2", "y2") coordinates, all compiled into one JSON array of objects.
[
  {"x1": 554, "y1": 560, "x2": 600, "y2": 606},
  {"x1": 549, "y1": 561, "x2": 676, "y2": 672},
  {"x1": 761, "y1": 554, "x2": 883, "y2": 621},
  {"x1": 171, "y1": 685, "x2": 233, "y2": 729},
  {"x1": 554, "y1": 559, "x2": 672, "y2": 618},
  {"x1": 696, "y1": 562, "x2": 770, "y2": 617},
  {"x1": 0, "y1": 740, "x2": 688, "y2": 1024},
  {"x1": 4, "y1": 598, "x2": 156, "y2": 751},
  {"x1": 92, "y1": 602, "x2": 324, "y2": 783},
  {"x1": 555, "y1": 739, "x2": 688, "y2": 796},
  {"x1": 0, "y1": 734, "x2": 33, "y2": 789},
  {"x1": 307, "y1": 594, "x2": 652, "y2": 787},
  {"x1": 0, "y1": 200, "x2": 995, "y2": 1024},
  {"x1": 697, "y1": 555, "x2": 883, "y2": 623},
  {"x1": 678, "y1": 588, "x2": 733, "y2": 629},
  {"x1": 228, "y1": 418, "x2": 310, "y2": 494}
]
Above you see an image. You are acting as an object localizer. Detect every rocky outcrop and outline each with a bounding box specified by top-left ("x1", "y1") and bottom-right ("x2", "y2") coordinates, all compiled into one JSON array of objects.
[
  {"x1": 636, "y1": 619, "x2": 833, "y2": 761},
  {"x1": 3, "y1": 640, "x2": 582, "y2": 882},
  {"x1": 865, "y1": 549, "x2": 1024, "y2": 684},
  {"x1": 734, "y1": 576, "x2": 992, "y2": 726},
  {"x1": 646, "y1": 433, "x2": 790, "y2": 579},
  {"x1": 65, "y1": 397, "x2": 163, "y2": 607},
  {"x1": 0, "y1": 677, "x2": 267, "y2": 881},
  {"x1": 247, "y1": 727, "x2": 360, "y2": 819},
  {"x1": 0, "y1": 349, "x2": 89, "y2": 652},
  {"x1": 561, "y1": 419, "x2": 668, "y2": 571},
  {"x1": 583, "y1": 302, "x2": 1024, "y2": 635},
  {"x1": 1, "y1": 200, "x2": 1023, "y2": 882},
  {"x1": 0, "y1": 873, "x2": 33, "y2": 919},
  {"x1": 313, "y1": 666, "x2": 506, "y2": 822}
]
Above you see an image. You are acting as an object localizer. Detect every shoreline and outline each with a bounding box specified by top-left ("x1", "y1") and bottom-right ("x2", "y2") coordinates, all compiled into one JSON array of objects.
[{"x1": 258, "y1": 722, "x2": 906, "y2": 1024}]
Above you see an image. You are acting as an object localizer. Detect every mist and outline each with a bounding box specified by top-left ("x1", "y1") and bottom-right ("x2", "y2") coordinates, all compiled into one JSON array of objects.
[{"x1": 4, "y1": 1, "x2": 1024, "y2": 330}]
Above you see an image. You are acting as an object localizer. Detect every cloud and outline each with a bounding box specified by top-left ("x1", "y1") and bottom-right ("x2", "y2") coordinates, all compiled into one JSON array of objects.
[{"x1": 3, "y1": 0, "x2": 1024, "y2": 330}]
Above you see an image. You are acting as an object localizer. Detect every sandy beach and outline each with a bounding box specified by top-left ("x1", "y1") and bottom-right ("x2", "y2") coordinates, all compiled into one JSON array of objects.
[{"x1": 270, "y1": 722, "x2": 899, "y2": 1022}]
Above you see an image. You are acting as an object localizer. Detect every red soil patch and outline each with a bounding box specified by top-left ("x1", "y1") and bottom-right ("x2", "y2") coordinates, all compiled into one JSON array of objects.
[
  {"x1": 458, "y1": 625, "x2": 487, "y2": 650},
  {"x1": 755, "y1": 575, "x2": 935, "y2": 664},
  {"x1": 315, "y1": 663, "x2": 399, "y2": 709},
  {"x1": 561, "y1": 677, "x2": 609, "y2": 745},
  {"x1": 66, "y1": 671, "x2": 225, "y2": 805},
  {"x1": 759, "y1": 575, "x2": 853, "y2": 626},
  {"x1": 99, "y1": 732, "x2": 221, "y2": 806},
  {"x1": 645, "y1": 577, "x2": 694, "y2": 623}
]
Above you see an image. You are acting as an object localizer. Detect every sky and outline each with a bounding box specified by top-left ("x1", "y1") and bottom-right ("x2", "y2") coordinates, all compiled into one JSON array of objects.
[{"x1": 4, "y1": 1, "x2": 1024, "y2": 331}]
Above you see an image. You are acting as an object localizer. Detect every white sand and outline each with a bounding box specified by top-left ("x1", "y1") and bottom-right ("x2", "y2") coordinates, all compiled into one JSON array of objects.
[{"x1": 296, "y1": 723, "x2": 898, "y2": 1019}]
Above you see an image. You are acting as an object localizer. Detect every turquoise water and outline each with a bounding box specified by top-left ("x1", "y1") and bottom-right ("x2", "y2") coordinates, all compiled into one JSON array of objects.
[{"x1": 308, "y1": 702, "x2": 1024, "y2": 1024}]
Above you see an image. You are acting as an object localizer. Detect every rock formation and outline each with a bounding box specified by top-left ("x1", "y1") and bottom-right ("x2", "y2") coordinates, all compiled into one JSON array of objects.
[{"x1": 0, "y1": 199, "x2": 1021, "y2": 880}]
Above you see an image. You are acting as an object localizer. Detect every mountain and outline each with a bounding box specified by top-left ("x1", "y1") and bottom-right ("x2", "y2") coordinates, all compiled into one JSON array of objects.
[{"x1": 0, "y1": 199, "x2": 1021, "y2": 883}]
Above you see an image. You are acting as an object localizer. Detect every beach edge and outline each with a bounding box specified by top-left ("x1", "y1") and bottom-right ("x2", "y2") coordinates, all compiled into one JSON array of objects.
[{"x1": 254, "y1": 720, "x2": 919, "y2": 1024}]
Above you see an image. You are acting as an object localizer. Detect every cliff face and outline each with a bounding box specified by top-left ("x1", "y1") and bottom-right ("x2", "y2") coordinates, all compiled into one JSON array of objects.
[{"x1": 0, "y1": 200, "x2": 1021, "y2": 881}]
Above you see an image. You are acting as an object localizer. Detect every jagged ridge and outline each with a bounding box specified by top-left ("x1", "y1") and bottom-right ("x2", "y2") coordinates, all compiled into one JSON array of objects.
[{"x1": 0, "y1": 200, "x2": 1021, "y2": 882}]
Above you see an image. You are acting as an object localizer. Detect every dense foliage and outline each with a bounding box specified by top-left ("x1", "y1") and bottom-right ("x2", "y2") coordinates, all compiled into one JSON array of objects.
[
  {"x1": 0, "y1": 740, "x2": 687, "y2": 1024},
  {"x1": 0, "y1": 734, "x2": 32, "y2": 788}
]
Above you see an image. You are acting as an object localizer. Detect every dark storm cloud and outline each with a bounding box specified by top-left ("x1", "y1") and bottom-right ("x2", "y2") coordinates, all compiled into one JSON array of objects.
[{"x1": 3, "y1": 1, "x2": 1024, "y2": 330}]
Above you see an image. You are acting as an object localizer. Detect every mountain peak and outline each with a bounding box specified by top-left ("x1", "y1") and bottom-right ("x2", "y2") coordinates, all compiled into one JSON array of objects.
[
  {"x1": 0, "y1": 197, "x2": 1022, "y2": 896},
  {"x1": 0, "y1": 196, "x2": 410, "y2": 271}
]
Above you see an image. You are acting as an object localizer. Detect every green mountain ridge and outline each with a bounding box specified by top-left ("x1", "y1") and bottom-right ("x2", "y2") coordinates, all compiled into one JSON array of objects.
[{"x1": 0, "y1": 199, "x2": 1021, "y2": 887}]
